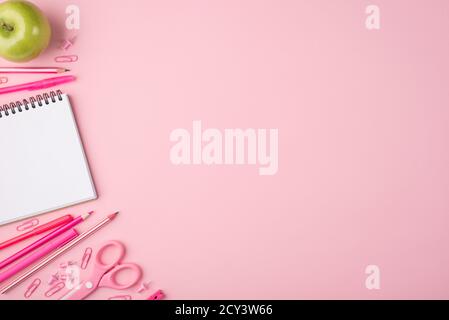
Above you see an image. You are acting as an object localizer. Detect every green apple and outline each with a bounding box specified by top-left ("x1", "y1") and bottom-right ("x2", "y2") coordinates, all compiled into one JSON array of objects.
[{"x1": 0, "y1": 0, "x2": 51, "y2": 62}]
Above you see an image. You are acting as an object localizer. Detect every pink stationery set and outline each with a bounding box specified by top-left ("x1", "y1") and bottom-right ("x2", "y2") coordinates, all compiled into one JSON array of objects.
[{"x1": 0, "y1": 0, "x2": 163, "y2": 300}]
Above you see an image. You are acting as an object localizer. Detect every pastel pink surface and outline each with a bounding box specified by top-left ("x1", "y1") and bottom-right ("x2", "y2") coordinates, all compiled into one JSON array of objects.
[{"x1": 1, "y1": 0, "x2": 449, "y2": 299}]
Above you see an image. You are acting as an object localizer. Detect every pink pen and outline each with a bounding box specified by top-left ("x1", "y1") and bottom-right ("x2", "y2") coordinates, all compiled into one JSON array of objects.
[
  {"x1": 0, "y1": 212, "x2": 91, "y2": 272},
  {"x1": 0, "y1": 75, "x2": 76, "y2": 95},
  {"x1": 0, "y1": 230, "x2": 79, "y2": 284}
]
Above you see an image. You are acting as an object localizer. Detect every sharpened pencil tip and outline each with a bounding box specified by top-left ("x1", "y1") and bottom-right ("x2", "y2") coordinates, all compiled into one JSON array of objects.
[
  {"x1": 108, "y1": 212, "x2": 119, "y2": 220},
  {"x1": 82, "y1": 212, "x2": 92, "y2": 220}
]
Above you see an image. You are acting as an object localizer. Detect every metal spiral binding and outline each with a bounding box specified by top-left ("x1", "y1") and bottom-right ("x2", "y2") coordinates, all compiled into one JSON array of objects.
[{"x1": 0, "y1": 90, "x2": 63, "y2": 118}]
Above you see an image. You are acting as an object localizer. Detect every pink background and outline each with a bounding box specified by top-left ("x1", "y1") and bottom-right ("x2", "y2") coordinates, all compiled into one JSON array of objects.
[{"x1": 1, "y1": 0, "x2": 449, "y2": 300}]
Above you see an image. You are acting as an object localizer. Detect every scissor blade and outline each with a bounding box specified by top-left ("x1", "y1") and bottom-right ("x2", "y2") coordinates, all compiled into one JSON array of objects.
[{"x1": 59, "y1": 282, "x2": 85, "y2": 300}]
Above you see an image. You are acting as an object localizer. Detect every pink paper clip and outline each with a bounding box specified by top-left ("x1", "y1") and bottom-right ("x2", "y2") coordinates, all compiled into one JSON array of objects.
[
  {"x1": 24, "y1": 278, "x2": 41, "y2": 299},
  {"x1": 147, "y1": 290, "x2": 165, "y2": 300},
  {"x1": 81, "y1": 247, "x2": 92, "y2": 269},
  {"x1": 16, "y1": 219, "x2": 39, "y2": 232},
  {"x1": 54, "y1": 55, "x2": 78, "y2": 63},
  {"x1": 45, "y1": 282, "x2": 65, "y2": 298},
  {"x1": 108, "y1": 295, "x2": 132, "y2": 300},
  {"x1": 0, "y1": 77, "x2": 8, "y2": 84}
]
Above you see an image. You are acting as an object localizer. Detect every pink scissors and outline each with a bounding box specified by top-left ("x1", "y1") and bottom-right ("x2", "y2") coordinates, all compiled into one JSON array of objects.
[{"x1": 61, "y1": 241, "x2": 142, "y2": 300}]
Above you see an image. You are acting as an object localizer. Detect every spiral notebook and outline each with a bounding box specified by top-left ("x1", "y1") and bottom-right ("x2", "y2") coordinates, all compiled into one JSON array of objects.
[{"x1": 0, "y1": 91, "x2": 97, "y2": 225}]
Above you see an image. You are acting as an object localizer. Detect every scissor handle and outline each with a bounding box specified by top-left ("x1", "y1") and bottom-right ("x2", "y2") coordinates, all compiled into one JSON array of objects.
[
  {"x1": 99, "y1": 263, "x2": 142, "y2": 290},
  {"x1": 95, "y1": 240, "x2": 126, "y2": 269}
]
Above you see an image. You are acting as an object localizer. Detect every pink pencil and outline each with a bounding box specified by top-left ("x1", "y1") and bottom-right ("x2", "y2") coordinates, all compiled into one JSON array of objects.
[
  {"x1": 0, "y1": 229, "x2": 79, "y2": 284},
  {"x1": 0, "y1": 212, "x2": 119, "y2": 294},
  {"x1": 0, "y1": 212, "x2": 91, "y2": 271},
  {"x1": 0, "y1": 67, "x2": 70, "y2": 74},
  {"x1": 0, "y1": 75, "x2": 76, "y2": 95}
]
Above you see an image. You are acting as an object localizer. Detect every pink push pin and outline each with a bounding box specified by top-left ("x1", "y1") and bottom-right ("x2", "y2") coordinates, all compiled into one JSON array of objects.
[
  {"x1": 60, "y1": 37, "x2": 76, "y2": 51},
  {"x1": 59, "y1": 261, "x2": 76, "y2": 269},
  {"x1": 137, "y1": 282, "x2": 151, "y2": 294},
  {"x1": 59, "y1": 274, "x2": 68, "y2": 281},
  {"x1": 48, "y1": 272, "x2": 59, "y2": 285}
]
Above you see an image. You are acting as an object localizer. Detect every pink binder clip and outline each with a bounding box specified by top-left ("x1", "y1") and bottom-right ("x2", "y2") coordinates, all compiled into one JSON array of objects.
[
  {"x1": 147, "y1": 290, "x2": 165, "y2": 300},
  {"x1": 24, "y1": 278, "x2": 41, "y2": 299},
  {"x1": 108, "y1": 295, "x2": 132, "y2": 300},
  {"x1": 16, "y1": 219, "x2": 39, "y2": 232},
  {"x1": 0, "y1": 77, "x2": 8, "y2": 85},
  {"x1": 81, "y1": 247, "x2": 92, "y2": 270},
  {"x1": 45, "y1": 282, "x2": 65, "y2": 298},
  {"x1": 54, "y1": 55, "x2": 78, "y2": 63}
]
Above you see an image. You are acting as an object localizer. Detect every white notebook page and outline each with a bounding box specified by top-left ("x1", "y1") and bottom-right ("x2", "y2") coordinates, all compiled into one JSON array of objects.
[{"x1": 0, "y1": 93, "x2": 97, "y2": 225}]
